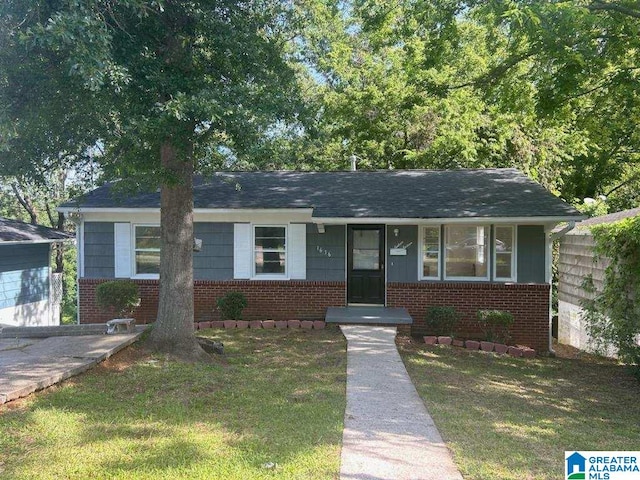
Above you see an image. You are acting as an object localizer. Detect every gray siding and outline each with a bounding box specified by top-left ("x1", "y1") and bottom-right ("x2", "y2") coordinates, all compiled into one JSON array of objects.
[
  {"x1": 558, "y1": 232, "x2": 604, "y2": 306},
  {"x1": 194, "y1": 223, "x2": 234, "y2": 280},
  {"x1": 307, "y1": 224, "x2": 345, "y2": 281},
  {"x1": 0, "y1": 243, "x2": 49, "y2": 308},
  {"x1": 84, "y1": 222, "x2": 115, "y2": 278},
  {"x1": 83, "y1": 221, "x2": 234, "y2": 280},
  {"x1": 80, "y1": 220, "x2": 548, "y2": 284},
  {"x1": 387, "y1": 225, "x2": 419, "y2": 282},
  {"x1": 517, "y1": 225, "x2": 546, "y2": 283}
]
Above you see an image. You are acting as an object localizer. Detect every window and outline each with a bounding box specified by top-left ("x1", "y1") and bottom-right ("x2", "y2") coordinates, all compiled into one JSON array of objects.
[
  {"x1": 494, "y1": 225, "x2": 515, "y2": 281},
  {"x1": 444, "y1": 225, "x2": 489, "y2": 280},
  {"x1": 420, "y1": 226, "x2": 440, "y2": 279},
  {"x1": 254, "y1": 226, "x2": 286, "y2": 276},
  {"x1": 353, "y1": 229, "x2": 380, "y2": 270},
  {"x1": 134, "y1": 225, "x2": 160, "y2": 276}
]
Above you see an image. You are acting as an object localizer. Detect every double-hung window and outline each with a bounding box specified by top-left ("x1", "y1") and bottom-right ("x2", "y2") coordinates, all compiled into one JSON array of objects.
[
  {"x1": 134, "y1": 225, "x2": 161, "y2": 276},
  {"x1": 420, "y1": 226, "x2": 441, "y2": 279},
  {"x1": 254, "y1": 226, "x2": 287, "y2": 276},
  {"x1": 494, "y1": 225, "x2": 515, "y2": 281},
  {"x1": 444, "y1": 225, "x2": 489, "y2": 280}
]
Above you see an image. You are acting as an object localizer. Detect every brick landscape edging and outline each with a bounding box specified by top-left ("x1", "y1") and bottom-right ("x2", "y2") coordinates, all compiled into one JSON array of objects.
[
  {"x1": 195, "y1": 320, "x2": 327, "y2": 330},
  {"x1": 423, "y1": 335, "x2": 537, "y2": 357}
]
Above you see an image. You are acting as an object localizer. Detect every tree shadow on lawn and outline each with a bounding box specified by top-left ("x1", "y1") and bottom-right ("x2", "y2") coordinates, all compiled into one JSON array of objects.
[
  {"x1": 397, "y1": 337, "x2": 640, "y2": 480},
  {"x1": 0, "y1": 327, "x2": 347, "y2": 479}
]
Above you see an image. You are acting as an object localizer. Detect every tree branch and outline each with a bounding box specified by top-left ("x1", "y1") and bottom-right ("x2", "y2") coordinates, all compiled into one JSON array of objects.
[
  {"x1": 605, "y1": 173, "x2": 640, "y2": 197},
  {"x1": 587, "y1": 1, "x2": 640, "y2": 19},
  {"x1": 11, "y1": 182, "x2": 38, "y2": 224},
  {"x1": 448, "y1": 49, "x2": 537, "y2": 90}
]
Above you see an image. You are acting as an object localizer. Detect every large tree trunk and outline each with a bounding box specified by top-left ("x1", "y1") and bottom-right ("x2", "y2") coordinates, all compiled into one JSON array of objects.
[{"x1": 148, "y1": 141, "x2": 208, "y2": 361}]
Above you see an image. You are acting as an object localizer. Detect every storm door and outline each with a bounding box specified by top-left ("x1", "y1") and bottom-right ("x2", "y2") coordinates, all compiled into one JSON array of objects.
[{"x1": 347, "y1": 225, "x2": 385, "y2": 304}]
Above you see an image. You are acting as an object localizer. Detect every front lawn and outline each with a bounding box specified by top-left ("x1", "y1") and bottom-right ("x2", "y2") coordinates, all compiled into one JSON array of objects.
[
  {"x1": 0, "y1": 327, "x2": 347, "y2": 480},
  {"x1": 398, "y1": 338, "x2": 640, "y2": 480}
]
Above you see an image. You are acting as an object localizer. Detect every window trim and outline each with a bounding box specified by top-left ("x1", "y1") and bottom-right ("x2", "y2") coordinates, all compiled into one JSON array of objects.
[
  {"x1": 418, "y1": 225, "x2": 441, "y2": 280},
  {"x1": 132, "y1": 224, "x2": 161, "y2": 279},
  {"x1": 252, "y1": 224, "x2": 288, "y2": 280},
  {"x1": 443, "y1": 224, "x2": 490, "y2": 282},
  {"x1": 493, "y1": 225, "x2": 517, "y2": 282}
]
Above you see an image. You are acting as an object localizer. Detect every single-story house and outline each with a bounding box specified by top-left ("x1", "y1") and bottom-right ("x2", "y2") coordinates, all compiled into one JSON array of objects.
[
  {"x1": 558, "y1": 207, "x2": 640, "y2": 355},
  {"x1": 59, "y1": 168, "x2": 582, "y2": 352},
  {"x1": 0, "y1": 217, "x2": 73, "y2": 327}
]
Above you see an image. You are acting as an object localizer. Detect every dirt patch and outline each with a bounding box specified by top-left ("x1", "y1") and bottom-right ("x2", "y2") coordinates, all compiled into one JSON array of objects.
[
  {"x1": 95, "y1": 344, "x2": 151, "y2": 373},
  {"x1": 552, "y1": 340, "x2": 620, "y2": 364}
]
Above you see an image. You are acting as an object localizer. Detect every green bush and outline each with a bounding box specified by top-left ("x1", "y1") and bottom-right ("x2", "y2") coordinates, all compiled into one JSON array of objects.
[
  {"x1": 424, "y1": 306, "x2": 459, "y2": 336},
  {"x1": 477, "y1": 309, "x2": 514, "y2": 344},
  {"x1": 217, "y1": 291, "x2": 248, "y2": 320},
  {"x1": 583, "y1": 215, "x2": 640, "y2": 376},
  {"x1": 95, "y1": 280, "x2": 140, "y2": 317}
]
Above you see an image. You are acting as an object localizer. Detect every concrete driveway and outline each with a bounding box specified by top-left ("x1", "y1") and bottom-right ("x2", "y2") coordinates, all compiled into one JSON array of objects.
[{"x1": 0, "y1": 331, "x2": 143, "y2": 405}]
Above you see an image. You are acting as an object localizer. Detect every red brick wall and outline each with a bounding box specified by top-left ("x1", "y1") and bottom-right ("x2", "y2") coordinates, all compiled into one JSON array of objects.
[
  {"x1": 79, "y1": 279, "x2": 346, "y2": 324},
  {"x1": 387, "y1": 282, "x2": 551, "y2": 352},
  {"x1": 79, "y1": 278, "x2": 550, "y2": 352}
]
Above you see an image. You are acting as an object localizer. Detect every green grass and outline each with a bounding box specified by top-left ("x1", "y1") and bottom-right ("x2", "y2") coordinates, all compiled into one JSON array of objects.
[
  {"x1": 0, "y1": 327, "x2": 347, "y2": 480},
  {"x1": 398, "y1": 338, "x2": 640, "y2": 480}
]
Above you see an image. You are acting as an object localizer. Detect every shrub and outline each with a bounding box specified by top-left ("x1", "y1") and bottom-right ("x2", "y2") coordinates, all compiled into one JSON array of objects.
[
  {"x1": 95, "y1": 280, "x2": 141, "y2": 318},
  {"x1": 217, "y1": 291, "x2": 248, "y2": 320},
  {"x1": 477, "y1": 309, "x2": 514, "y2": 344},
  {"x1": 424, "y1": 306, "x2": 459, "y2": 336}
]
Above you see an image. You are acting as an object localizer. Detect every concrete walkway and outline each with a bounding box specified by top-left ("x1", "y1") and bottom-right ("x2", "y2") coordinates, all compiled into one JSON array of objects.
[
  {"x1": 339, "y1": 325, "x2": 463, "y2": 480},
  {"x1": 0, "y1": 332, "x2": 143, "y2": 405}
]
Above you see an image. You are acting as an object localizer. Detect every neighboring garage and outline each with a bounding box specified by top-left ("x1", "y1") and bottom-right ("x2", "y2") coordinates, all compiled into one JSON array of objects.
[{"x1": 0, "y1": 217, "x2": 72, "y2": 327}]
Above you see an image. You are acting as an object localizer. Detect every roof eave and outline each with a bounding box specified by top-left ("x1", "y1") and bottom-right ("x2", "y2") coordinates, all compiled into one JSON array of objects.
[
  {"x1": 0, "y1": 238, "x2": 74, "y2": 245},
  {"x1": 310, "y1": 215, "x2": 586, "y2": 225}
]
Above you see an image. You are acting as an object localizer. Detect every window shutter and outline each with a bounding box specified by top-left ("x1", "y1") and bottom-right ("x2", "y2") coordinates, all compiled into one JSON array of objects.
[
  {"x1": 114, "y1": 223, "x2": 132, "y2": 278},
  {"x1": 289, "y1": 223, "x2": 307, "y2": 280},
  {"x1": 233, "y1": 223, "x2": 252, "y2": 279}
]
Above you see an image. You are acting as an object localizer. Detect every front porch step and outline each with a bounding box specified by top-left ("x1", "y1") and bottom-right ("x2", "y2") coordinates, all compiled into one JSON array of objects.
[{"x1": 325, "y1": 306, "x2": 413, "y2": 325}]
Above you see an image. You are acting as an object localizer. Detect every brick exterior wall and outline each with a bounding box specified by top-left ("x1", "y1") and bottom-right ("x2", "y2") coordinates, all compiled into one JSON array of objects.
[
  {"x1": 387, "y1": 282, "x2": 551, "y2": 352},
  {"x1": 79, "y1": 279, "x2": 346, "y2": 324},
  {"x1": 79, "y1": 279, "x2": 550, "y2": 352}
]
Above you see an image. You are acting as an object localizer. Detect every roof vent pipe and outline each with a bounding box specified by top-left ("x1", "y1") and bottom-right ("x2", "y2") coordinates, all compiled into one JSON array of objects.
[{"x1": 350, "y1": 155, "x2": 357, "y2": 171}]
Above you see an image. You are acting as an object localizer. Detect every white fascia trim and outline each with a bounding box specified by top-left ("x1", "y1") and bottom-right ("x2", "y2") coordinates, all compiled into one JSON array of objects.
[
  {"x1": 58, "y1": 207, "x2": 160, "y2": 214},
  {"x1": 58, "y1": 206, "x2": 315, "y2": 215},
  {"x1": 0, "y1": 239, "x2": 73, "y2": 245},
  {"x1": 313, "y1": 216, "x2": 584, "y2": 225}
]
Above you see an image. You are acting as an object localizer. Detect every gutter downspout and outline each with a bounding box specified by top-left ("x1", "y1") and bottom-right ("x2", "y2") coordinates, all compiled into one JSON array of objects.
[{"x1": 546, "y1": 221, "x2": 577, "y2": 355}]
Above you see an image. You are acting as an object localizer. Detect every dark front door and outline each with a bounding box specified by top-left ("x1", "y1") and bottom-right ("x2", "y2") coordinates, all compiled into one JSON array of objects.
[{"x1": 347, "y1": 225, "x2": 385, "y2": 304}]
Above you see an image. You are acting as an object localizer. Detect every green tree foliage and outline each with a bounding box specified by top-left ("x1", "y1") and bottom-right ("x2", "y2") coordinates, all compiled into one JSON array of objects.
[
  {"x1": 0, "y1": 1, "x2": 300, "y2": 358},
  {"x1": 262, "y1": 0, "x2": 639, "y2": 208},
  {"x1": 582, "y1": 216, "x2": 640, "y2": 375}
]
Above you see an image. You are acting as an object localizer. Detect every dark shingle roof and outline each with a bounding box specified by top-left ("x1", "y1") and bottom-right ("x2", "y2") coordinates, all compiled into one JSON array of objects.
[
  {"x1": 0, "y1": 217, "x2": 73, "y2": 243},
  {"x1": 576, "y1": 207, "x2": 640, "y2": 228},
  {"x1": 61, "y1": 168, "x2": 581, "y2": 219}
]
